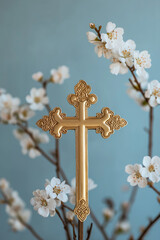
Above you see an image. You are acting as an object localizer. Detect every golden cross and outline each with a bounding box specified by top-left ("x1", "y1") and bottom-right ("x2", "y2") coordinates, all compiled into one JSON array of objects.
[{"x1": 36, "y1": 80, "x2": 127, "y2": 222}]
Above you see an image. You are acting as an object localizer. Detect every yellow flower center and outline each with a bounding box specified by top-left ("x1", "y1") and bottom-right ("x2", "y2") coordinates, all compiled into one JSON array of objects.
[
  {"x1": 27, "y1": 143, "x2": 33, "y2": 150},
  {"x1": 107, "y1": 31, "x2": 117, "y2": 40},
  {"x1": 22, "y1": 110, "x2": 28, "y2": 117},
  {"x1": 148, "y1": 165, "x2": 155, "y2": 172},
  {"x1": 135, "y1": 171, "x2": 142, "y2": 179},
  {"x1": 4, "y1": 101, "x2": 10, "y2": 108},
  {"x1": 53, "y1": 186, "x2": 61, "y2": 195},
  {"x1": 41, "y1": 199, "x2": 48, "y2": 207},
  {"x1": 153, "y1": 88, "x2": 160, "y2": 97},
  {"x1": 136, "y1": 58, "x2": 142, "y2": 66},
  {"x1": 34, "y1": 97, "x2": 41, "y2": 103},
  {"x1": 122, "y1": 50, "x2": 131, "y2": 58}
]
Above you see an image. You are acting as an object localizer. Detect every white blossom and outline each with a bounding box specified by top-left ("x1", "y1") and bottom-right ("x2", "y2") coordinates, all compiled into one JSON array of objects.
[
  {"x1": 127, "y1": 86, "x2": 149, "y2": 111},
  {"x1": 0, "y1": 93, "x2": 20, "y2": 124},
  {"x1": 20, "y1": 137, "x2": 40, "y2": 158},
  {"x1": 45, "y1": 177, "x2": 70, "y2": 203},
  {"x1": 103, "y1": 208, "x2": 114, "y2": 220},
  {"x1": 115, "y1": 220, "x2": 130, "y2": 233},
  {"x1": 31, "y1": 190, "x2": 56, "y2": 217},
  {"x1": 101, "y1": 22, "x2": 124, "y2": 50},
  {"x1": 18, "y1": 128, "x2": 49, "y2": 158},
  {"x1": 136, "y1": 68, "x2": 149, "y2": 88},
  {"x1": 119, "y1": 40, "x2": 136, "y2": 67},
  {"x1": 86, "y1": 32, "x2": 99, "y2": 43},
  {"x1": 0, "y1": 178, "x2": 10, "y2": 191},
  {"x1": 145, "y1": 80, "x2": 160, "y2": 107},
  {"x1": 66, "y1": 211, "x2": 75, "y2": 221},
  {"x1": 18, "y1": 105, "x2": 35, "y2": 121},
  {"x1": 88, "y1": 178, "x2": 97, "y2": 190},
  {"x1": 29, "y1": 127, "x2": 49, "y2": 144},
  {"x1": 50, "y1": 66, "x2": 70, "y2": 84},
  {"x1": 26, "y1": 88, "x2": 49, "y2": 111},
  {"x1": 134, "y1": 50, "x2": 151, "y2": 70},
  {"x1": 141, "y1": 156, "x2": 160, "y2": 183},
  {"x1": 125, "y1": 164, "x2": 147, "y2": 188},
  {"x1": 0, "y1": 108, "x2": 18, "y2": 124},
  {"x1": 32, "y1": 72, "x2": 43, "y2": 82},
  {"x1": 109, "y1": 60, "x2": 128, "y2": 75},
  {"x1": 8, "y1": 210, "x2": 31, "y2": 231},
  {"x1": 0, "y1": 178, "x2": 31, "y2": 231},
  {"x1": 69, "y1": 178, "x2": 97, "y2": 205},
  {"x1": 0, "y1": 93, "x2": 20, "y2": 110},
  {"x1": 13, "y1": 129, "x2": 26, "y2": 140}
]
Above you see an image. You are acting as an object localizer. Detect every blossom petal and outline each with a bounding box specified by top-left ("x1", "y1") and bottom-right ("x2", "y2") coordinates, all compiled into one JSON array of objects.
[
  {"x1": 50, "y1": 177, "x2": 61, "y2": 187},
  {"x1": 141, "y1": 167, "x2": 149, "y2": 178},
  {"x1": 125, "y1": 165, "x2": 134, "y2": 174},
  {"x1": 38, "y1": 207, "x2": 49, "y2": 217},
  {"x1": 138, "y1": 178, "x2": 147, "y2": 188},
  {"x1": 106, "y1": 22, "x2": 116, "y2": 32},
  {"x1": 143, "y1": 156, "x2": 151, "y2": 167},
  {"x1": 58, "y1": 193, "x2": 68, "y2": 202},
  {"x1": 149, "y1": 172, "x2": 160, "y2": 183}
]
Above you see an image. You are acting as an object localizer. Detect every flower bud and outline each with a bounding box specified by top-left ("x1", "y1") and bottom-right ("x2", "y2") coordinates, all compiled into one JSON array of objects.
[{"x1": 89, "y1": 23, "x2": 95, "y2": 29}]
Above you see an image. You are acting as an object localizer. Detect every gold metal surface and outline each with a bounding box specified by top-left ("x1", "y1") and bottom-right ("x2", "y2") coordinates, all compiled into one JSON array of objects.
[{"x1": 37, "y1": 80, "x2": 127, "y2": 222}]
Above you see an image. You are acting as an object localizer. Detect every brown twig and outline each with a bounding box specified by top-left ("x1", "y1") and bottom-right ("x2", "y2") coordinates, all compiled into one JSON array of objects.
[
  {"x1": 90, "y1": 209, "x2": 109, "y2": 240},
  {"x1": 148, "y1": 107, "x2": 153, "y2": 157},
  {"x1": 89, "y1": 23, "x2": 102, "y2": 40},
  {"x1": 17, "y1": 122, "x2": 56, "y2": 165},
  {"x1": 56, "y1": 209, "x2": 66, "y2": 227},
  {"x1": 18, "y1": 216, "x2": 43, "y2": 240},
  {"x1": 86, "y1": 223, "x2": 93, "y2": 240},
  {"x1": 148, "y1": 181, "x2": 160, "y2": 195},
  {"x1": 54, "y1": 139, "x2": 71, "y2": 240},
  {"x1": 69, "y1": 221, "x2": 77, "y2": 240},
  {"x1": 126, "y1": 186, "x2": 138, "y2": 218},
  {"x1": 128, "y1": 67, "x2": 149, "y2": 103},
  {"x1": 0, "y1": 190, "x2": 43, "y2": 240},
  {"x1": 137, "y1": 213, "x2": 160, "y2": 240},
  {"x1": 129, "y1": 78, "x2": 139, "y2": 91},
  {"x1": 63, "y1": 204, "x2": 74, "y2": 212}
]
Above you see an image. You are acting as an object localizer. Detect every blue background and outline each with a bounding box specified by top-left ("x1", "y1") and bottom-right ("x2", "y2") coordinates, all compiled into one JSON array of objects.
[{"x1": 0, "y1": 0, "x2": 160, "y2": 239}]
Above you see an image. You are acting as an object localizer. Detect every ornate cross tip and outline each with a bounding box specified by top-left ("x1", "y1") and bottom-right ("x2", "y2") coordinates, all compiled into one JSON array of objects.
[
  {"x1": 74, "y1": 199, "x2": 90, "y2": 222},
  {"x1": 36, "y1": 80, "x2": 127, "y2": 221}
]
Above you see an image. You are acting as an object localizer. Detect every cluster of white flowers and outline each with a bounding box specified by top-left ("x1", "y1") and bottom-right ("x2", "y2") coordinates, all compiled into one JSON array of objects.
[
  {"x1": 125, "y1": 156, "x2": 160, "y2": 188},
  {"x1": 87, "y1": 22, "x2": 151, "y2": 76},
  {"x1": 0, "y1": 89, "x2": 35, "y2": 124},
  {"x1": 50, "y1": 66, "x2": 70, "y2": 84},
  {"x1": 13, "y1": 127, "x2": 49, "y2": 158},
  {"x1": 32, "y1": 66, "x2": 70, "y2": 85},
  {"x1": 0, "y1": 178, "x2": 31, "y2": 231},
  {"x1": 31, "y1": 177, "x2": 71, "y2": 217},
  {"x1": 87, "y1": 22, "x2": 160, "y2": 109},
  {"x1": 31, "y1": 177, "x2": 97, "y2": 220},
  {"x1": 28, "y1": 66, "x2": 70, "y2": 111}
]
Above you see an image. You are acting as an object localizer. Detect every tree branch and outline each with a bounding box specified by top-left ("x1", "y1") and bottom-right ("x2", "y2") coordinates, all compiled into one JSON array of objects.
[
  {"x1": 90, "y1": 209, "x2": 109, "y2": 240},
  {"x1": 0, "y1": 190, "x2": 43, "y2": 240},
  {"x1": 148, "y1": 107, "x2": 153, "y2": 157},
  {"x1": 137, "y1": 213, "x2": 160, "y2": 240},
  {"x1": 86, "y1": 223, "x2": 93, "y2": 240}
]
